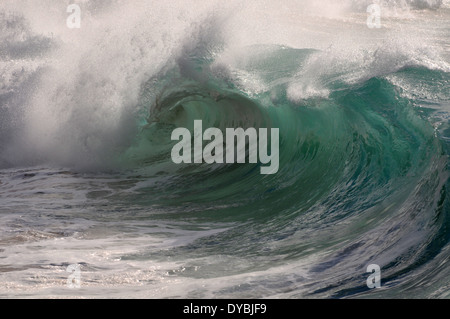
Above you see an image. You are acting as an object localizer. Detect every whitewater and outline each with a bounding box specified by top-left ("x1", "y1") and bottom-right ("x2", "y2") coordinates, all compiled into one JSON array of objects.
[{"x1": 0, "y1": 0, "x2": 449, "y2": 298}]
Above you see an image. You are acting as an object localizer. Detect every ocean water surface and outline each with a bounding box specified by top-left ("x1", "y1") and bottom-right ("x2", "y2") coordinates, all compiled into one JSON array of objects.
[{"x1": 0, "y1": 0, "x2": 449, "y2": 298}]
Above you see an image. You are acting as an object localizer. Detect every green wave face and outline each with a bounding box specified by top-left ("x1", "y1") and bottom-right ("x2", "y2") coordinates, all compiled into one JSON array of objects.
[
  {"x1": 110, "y1": 45, "x2": 450, "y2": 297},
  {"x1": 123, "y1": 45, "x2": 444, "y2": 211}
]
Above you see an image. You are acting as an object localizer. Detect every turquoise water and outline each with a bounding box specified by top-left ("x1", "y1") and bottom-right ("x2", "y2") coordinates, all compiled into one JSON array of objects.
[{"x1": 0, "y1": 0, "x2": 449, "y2": 298}]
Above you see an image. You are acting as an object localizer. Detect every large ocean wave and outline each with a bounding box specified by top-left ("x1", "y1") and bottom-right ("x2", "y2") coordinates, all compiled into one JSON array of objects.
[{"x1": 0, "y1": 0, "x2": 449, "y2": 298}]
